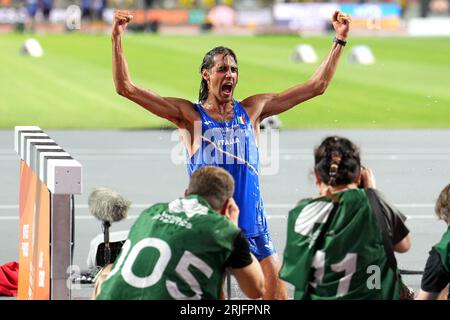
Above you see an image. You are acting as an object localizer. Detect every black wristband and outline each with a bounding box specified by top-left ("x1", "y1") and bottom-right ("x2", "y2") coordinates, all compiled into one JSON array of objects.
[{"x1": 333, "y1": 37, "x2": 347, "y2": 47}]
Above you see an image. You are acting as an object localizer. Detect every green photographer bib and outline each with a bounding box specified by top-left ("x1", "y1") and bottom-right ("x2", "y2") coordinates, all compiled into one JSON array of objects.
[
  {"x1": 97, "y1": 195, "x2": 240, "y2": 300},
  {"x1": 280, "y1": 188, "x2": 402, "y2": 299}
]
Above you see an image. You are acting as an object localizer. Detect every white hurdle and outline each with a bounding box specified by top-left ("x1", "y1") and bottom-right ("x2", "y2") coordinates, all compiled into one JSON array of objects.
[{"x1": 14, "y1": 126, "x2": 82, "y2": 300}]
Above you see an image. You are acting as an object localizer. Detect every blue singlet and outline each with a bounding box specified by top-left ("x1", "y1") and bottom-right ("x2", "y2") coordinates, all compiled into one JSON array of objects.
[{"x1": 187, "y1": 100, "x2": 268, "y2": 237}]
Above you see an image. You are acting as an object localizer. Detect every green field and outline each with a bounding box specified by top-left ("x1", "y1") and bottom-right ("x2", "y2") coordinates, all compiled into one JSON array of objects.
[{"x1": 1, "y1": 32, "x2": 449, "y2": 128}]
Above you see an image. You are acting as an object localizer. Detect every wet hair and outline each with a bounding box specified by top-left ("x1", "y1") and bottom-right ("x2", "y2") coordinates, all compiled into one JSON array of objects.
[
  {"x1": 314, "y1": 136, "x2": 361, "y2": 187},
  {"x1": 435, "y1": 183, "x2": 450, "y2": 221},
  {"x1": 187, "y1": 166, "x2": 235, "y2": 210},
  {"x1": 198, "y1": 46, "x2": 238, "y2": 103}
]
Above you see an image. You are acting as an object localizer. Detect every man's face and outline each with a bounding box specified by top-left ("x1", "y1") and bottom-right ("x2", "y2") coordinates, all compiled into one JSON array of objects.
[{"x1": 204, "y1": 53, "x2": 238, "y2": 103}]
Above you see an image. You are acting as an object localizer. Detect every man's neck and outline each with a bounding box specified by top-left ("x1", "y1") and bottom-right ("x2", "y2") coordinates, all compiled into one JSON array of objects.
[
  {"x1": 202, "y1": 97, "x2": 235, "y2": 123},
  {"x1": 203, "y1": 99, "x2": 234, "y2": 112}
]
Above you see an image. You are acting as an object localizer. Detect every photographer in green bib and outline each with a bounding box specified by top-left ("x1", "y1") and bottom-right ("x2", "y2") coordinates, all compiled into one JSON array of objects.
[
  {"x1": 95, "y1": 166, "x2": 265, "y2": 300},
  {"x1": 417, "y1": 183, "x2": 450, "y2": 300},
  {"x1": 280, "y1": 136, "x2": 411, "y2": 299}
]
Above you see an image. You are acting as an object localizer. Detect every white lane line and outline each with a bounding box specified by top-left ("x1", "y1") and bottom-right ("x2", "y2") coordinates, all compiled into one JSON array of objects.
[
  {"x1": 0, "y1": 215, "x2": 437, "y2": 221},
  {"x1": 4, "y1": 148, "x2": 450, "y2": 154},
  {"x1": 3, "y1": 147, "x2": 450, "y2": 161},
  {"x1": 4, "y1": 155, "x2": 450, "y2": 161},
  {"x1": 0, "y1": 203, "x2": 434, "y2": 210},
  {"x1": 0, "y1": 203, "x2": 437, "y2": 221},
  {"x1": 396, "y1": 204, "x2": 434, "y2": 208}
]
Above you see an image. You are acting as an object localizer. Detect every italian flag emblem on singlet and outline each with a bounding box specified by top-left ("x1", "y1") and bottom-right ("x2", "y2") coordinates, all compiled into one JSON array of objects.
[{"x1": 238, "y1": 115, "x2": 245, "y2": 125}]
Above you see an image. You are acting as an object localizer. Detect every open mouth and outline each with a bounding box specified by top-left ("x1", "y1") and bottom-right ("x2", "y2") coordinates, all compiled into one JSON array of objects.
[{"x1": 222, "y1": 84, "x2": 232, "y2": 95}]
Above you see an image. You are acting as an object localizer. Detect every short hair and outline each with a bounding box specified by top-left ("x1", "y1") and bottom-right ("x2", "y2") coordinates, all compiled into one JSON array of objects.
[
  {"x1": 435, "y1": 183, "x2": 450, "y2": 221},
  {"x1": 198, "y1": 46, "x2": 238, "y2": 103},
  {"x1": 314, "y1": 136, "x2": 361, "y2": 186},
  {"x1": 187, "y1": 166, "x2": 235, "y2": 210}
]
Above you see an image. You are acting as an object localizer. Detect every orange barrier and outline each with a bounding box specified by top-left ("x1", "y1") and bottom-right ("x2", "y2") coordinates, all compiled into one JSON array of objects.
[
  {"x1": 15, "y1": 126, "x2": 82, "y2": 300},
  {"x1": 18, "y1": 161, "x2": 50, "y2": 299}
]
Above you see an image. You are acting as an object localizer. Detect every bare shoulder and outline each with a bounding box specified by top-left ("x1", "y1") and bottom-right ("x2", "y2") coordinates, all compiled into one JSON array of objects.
[
  {"x1": 241, "y1": 93, "x2": 274, "y2": 108},
  {"x1": 164, "y1": 97, "x2": 199, "y2": 124},
  {"x1": 241, "y1": 93, "x2": 276, "y2": 121},
  {"x1": 164, "y1": 96, "x2": 195, "y2": 109}
]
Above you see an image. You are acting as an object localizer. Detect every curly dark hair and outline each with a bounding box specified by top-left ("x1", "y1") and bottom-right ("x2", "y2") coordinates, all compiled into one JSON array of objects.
[{"x1": 314, "y1": 136, "x2": 361, "y2": 186}]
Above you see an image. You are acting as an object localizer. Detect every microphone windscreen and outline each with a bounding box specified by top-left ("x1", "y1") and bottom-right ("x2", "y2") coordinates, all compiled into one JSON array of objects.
[{"x1": 88, "y1": 188, "x2": 131, "y2": 223}]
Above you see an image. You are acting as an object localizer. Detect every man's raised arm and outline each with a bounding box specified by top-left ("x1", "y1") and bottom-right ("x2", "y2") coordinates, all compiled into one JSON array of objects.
[
  {"x1": 111, "y1": 10, "x2": 194, "y2": 126},
  {"x1": 243, "y1": 10, "x2": 351, "y2": 122}
]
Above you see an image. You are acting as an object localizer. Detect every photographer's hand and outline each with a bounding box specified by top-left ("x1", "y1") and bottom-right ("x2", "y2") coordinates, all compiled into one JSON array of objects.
[
  {"x1": 224, "y1": 198, "x2": 239, "y2": 226},
  {"x1": 361, "y1": 166, "x2": 376, "y2": 189}
]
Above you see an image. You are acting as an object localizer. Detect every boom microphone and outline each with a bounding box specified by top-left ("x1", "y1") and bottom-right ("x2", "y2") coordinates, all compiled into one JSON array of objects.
[
  {"x1": 88, "y1": 188, "x2": 131, "y2": 266},
  {"x1": 88, "y1": 187, "x2": 131, "y2": 223}
]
